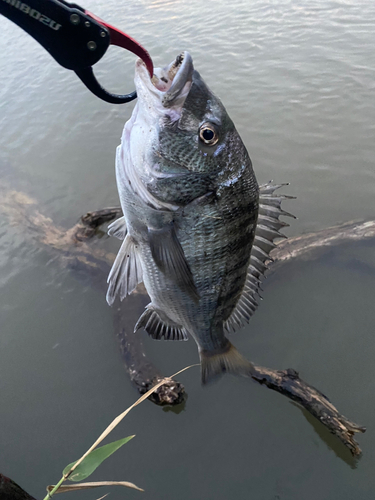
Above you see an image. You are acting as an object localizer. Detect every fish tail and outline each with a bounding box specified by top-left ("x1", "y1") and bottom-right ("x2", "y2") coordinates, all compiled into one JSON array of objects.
[{"x1": 199, "y1": 341, "x2": 253, "y2": 385}]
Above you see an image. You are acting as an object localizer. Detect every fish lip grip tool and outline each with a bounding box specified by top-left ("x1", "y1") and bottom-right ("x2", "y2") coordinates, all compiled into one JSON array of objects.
[{"x1": 0, "y1": 0, "x2": 153, "y2": 104}]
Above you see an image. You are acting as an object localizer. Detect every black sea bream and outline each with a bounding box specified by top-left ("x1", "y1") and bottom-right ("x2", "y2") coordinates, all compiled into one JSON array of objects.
[{"x1": 107, "y1": 52, "x2": 293, "y2": 384}]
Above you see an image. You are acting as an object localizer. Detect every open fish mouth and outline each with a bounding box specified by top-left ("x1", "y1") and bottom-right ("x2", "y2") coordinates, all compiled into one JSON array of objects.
[{"x1": 135, "y1": 51, "x2": 194, "y2": 111}]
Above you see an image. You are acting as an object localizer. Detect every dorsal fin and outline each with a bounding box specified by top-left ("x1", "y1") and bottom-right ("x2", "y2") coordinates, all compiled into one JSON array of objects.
[
  {"x1": 108, "y1": 216, "x2": 127, "y2": 240},
  {"x1": 134, "y1": 305, "x2": 188, "y2": 341},
  {"x1": 224, "y1": 182, "x2": 295, "y2": 334},
  {"x1": 106, "y1": 234, "x2": 143, "y2": 305}
]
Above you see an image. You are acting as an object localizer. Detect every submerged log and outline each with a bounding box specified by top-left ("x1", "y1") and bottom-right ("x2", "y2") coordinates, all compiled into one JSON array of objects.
[
  {"x1": 249, "y1": 366, "x2": 365, "y2": 456},
  {"x1": 0, "y1": 181, "x2": 371, "y2": 455},
  {"x1": 0, "y1": 182, "x2": 185, "y2": 404},
  {"x1": 271, "y1": 219, "x2": 375, "y2": 266},
  {"x1": 114, "y1": 290, "x2": 185, "y2": 405}
]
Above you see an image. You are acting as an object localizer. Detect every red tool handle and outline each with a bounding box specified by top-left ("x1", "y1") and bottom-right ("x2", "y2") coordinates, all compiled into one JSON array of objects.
[{"x1": 86, "y1": 11, "x2": 154, "y2": 78}]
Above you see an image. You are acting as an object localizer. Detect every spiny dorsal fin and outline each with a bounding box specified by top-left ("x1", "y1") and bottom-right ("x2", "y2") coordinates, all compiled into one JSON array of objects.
[
  {"x1": 148, "y1": 223, "x2": 200, "y2": 303},
  {"x1": 134, "y1": 305, "x2": 188, "y2": 341},
  {"x1": 108, "y1": 216, "x2": 127, "y2": 240},
  {"x1": 106, "y1": 234, "x2": 143, "y2": 305},
  {"x1": 224, "y1": 182, "x2": 295, "y2": 334}
]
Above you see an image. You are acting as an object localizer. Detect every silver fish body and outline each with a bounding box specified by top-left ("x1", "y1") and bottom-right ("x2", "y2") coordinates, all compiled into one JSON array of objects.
[{"x1": 107, "y1": 52, "x2": 292, "y2": 383}]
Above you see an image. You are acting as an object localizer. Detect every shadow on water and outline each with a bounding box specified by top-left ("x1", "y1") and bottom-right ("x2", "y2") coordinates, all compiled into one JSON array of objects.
[
  {"x1": 318, "y1": 242, "x2": 375, "y2": 277},
  {"x1": 292, "y1": 402, "x2": 359, "y2": 469}
]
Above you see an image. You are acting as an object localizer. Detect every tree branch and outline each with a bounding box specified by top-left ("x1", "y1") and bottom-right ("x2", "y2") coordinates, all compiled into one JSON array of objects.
[
  {"x1": 1, "y1": 183, "x2": 371, "y2": 454},
  {"x1": 250, "y1": 366, "x2": 365, "y2": 456},
  {"x1": 271, "y1": 219, "x2": 375, "y2": 266}
]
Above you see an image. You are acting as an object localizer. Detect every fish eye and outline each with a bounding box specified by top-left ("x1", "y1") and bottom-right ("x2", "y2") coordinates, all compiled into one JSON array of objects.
[{"x1": 199, "y1": 123, "x2": 219, "y2": 146}]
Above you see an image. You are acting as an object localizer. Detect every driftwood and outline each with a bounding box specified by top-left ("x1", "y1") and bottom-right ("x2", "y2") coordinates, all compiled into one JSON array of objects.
[
  {"x1": 271, "y1": 219, "x2": 375, "y2": 266},
  {"x1": 1, "y1": 179, "x2": 373, "y2": 456},
  {"x1": 250, "y1": 367, "x2": 365, "y2": 456}
]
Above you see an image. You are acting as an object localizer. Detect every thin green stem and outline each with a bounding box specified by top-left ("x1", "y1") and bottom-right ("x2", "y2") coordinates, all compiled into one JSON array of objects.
[{"x1": 42, "y1": 475, "x2": 65, "y2": 500}]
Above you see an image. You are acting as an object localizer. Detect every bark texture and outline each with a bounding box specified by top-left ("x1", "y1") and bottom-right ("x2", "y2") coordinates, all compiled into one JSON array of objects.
[{"x1": 250, "y1": 366, "x2": 365, "y2": 456}]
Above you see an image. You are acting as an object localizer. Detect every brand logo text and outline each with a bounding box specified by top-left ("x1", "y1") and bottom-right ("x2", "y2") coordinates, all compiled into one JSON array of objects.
[{"x1": 3, "y1": 0, "x2": 61, "y2": 30}]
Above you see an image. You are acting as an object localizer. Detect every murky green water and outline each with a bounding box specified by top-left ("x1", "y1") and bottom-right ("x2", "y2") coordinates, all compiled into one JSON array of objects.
[{"x1": 1, "y1": 1, "x2": 375, "y2": 498}]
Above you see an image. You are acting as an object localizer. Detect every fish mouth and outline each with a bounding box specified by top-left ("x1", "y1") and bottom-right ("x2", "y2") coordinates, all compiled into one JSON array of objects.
[{"x1": 135, "y1": 51, "x2": 194, "y2": 111}]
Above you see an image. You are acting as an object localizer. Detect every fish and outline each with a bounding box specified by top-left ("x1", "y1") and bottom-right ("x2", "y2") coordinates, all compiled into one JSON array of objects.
[{"x1": 106, "y1": 52, "x2": 294, "y2": 384}]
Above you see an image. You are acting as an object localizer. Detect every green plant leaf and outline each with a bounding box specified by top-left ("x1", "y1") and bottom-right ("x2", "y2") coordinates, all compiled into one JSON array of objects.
[{"x1": 63, "y1": 436, "x2": 135, "y2": 482}]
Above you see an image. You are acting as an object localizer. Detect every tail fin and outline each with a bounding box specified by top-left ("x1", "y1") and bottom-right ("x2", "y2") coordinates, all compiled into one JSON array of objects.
[{"x1": 199, "y1": 341, "x2": 253, "y2": 385}]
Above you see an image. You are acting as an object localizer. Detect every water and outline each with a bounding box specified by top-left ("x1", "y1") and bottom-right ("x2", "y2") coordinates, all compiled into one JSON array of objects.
[{"x1": 0, "y1": 0, "x2": 374, "y2": 498}]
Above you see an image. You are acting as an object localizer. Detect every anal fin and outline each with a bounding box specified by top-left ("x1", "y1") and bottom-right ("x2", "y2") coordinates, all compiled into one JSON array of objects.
[{"x1": 134, "y1": 305, "x2": 188, "y2": 341}]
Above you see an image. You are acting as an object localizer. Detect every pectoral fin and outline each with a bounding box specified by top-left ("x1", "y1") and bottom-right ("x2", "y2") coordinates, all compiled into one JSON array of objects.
[
  {"x1": 108, "y1": 216, "x2": 127, "y2": 240},
  {"x1": 106, "y1": 234, "x2": 143, "y2": 305},
  {"x1": 148, "y1": 224, "x2": 199, "y2": 303}
]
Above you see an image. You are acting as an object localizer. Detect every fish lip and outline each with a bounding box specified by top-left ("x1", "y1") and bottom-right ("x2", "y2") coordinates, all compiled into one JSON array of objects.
[
  {"x1": 162, "y1": 52, "x2": 193, "y2": 107},
  {"x1": 135, "y1": 51, "x2": 194, "y2": 109}
]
